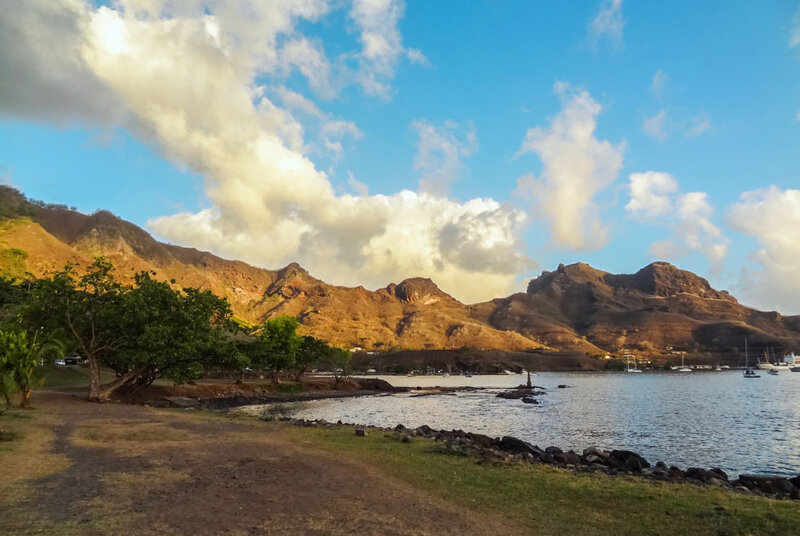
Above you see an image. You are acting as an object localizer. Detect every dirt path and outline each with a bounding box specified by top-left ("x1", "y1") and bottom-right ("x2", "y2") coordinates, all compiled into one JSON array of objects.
[{"x1": 3, "y1": 392, "x2": 525, "y2": 535}]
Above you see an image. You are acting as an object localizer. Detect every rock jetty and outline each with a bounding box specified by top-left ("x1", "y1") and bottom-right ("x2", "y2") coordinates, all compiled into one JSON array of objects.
[{"x1": 266, "y1": 415, "x2": 800, "y2": 501}]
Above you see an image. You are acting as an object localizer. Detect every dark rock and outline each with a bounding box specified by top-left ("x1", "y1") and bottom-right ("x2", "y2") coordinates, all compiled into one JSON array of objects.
[
  {"x1": 582, "y1": 446, "x2": 608, "y2": 459},
  {"x1": 498, "y1": 436, "x2": 544, "y2": 458},
  {"x1": 496, "y1": 390, "x2": 527, "y2": 399},
  {"x1": 609, "y1": 450, "x2": 650, "y2": 471},
  {"x1": 655, "y1": 461, "x2": 667, "y2": 469},
  {"x1": 416, "y1": 424, "x2": 434, "y2": 437},
  {"x1": 545, "y1": 446, "x2": 564, "y2": 456},
  {"x1": 560, "y1": 450, "x2": 581, "y2": 466},
  {"x1": 394, "y1": 424, "x2": 406, "y2": 431},
  {"x1": 709, "y1": 468, "x2": 728, "y2": 481},
  {"x1": 668, "y1": 466, "x2": 685, "y2": 480},
  {"x1": 686, "y1": 468, "x2": 713, "y2": 482},
  {"x1": 582, "y1": 454, "x2": 603, "y2": 465},
  {"x1": 521, "y1": 396, "x2": 540, "y2": 404},
  {"x1": 557, "y1": 384, "x2": 570, "y2": 389},
  {"x1": 738, "y1": 474, "x2": 792, "y2": 495},
  {"x1": 466, "y1": 433, "x2": 496, "y2": 449},
  {"x1": 355, "y1": 426, "x2": 368, "y2": 437}
]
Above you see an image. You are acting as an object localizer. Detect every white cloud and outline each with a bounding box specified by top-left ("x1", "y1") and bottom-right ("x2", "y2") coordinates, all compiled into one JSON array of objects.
[
  {"x1": 516, "y1": 83, "x2": 626, "y2": 250},
  {"x1": 626, "y1": 172, "x2": 728, "y2": 272},
  {"x1": 727, "y1": 186, "x2": 800, "y2": 314},
  {"x1": 346, "y1": 171, "x2": 369, "y2": 197},
  {"x1": 589, "y1": 0, "x2": 625, "y2": 47},
  {"x1": 626, "y1": 171, "x2": 678, "y2": 218},
  {"x1": 274, "y1": 87, "x2": 362, "y2": 161},
  {"x1": 350, "y1": 0, "x2": 414, "y2": 97},
  {"x1": 686, "y1": 113, "x2": 712, "y2": 138},
  {"x1": 279, "y1": 37, "x2": 334, "y2": 98},
  {"x1": 642, "y1": 110, "x2": 668, "y2": 141},
  {"x1": 790, "y1": 7, "x2": 800, "y2": 48},
  {"x1": 406, "y1": 48, "x2": 430, "y2": 65},
  {"x1": 0, "y1": 0, "x2": 531, "y2": 304},
  {"x1": 412, "y1": 120, "x2": 478, "y2": 196},
  {"x1": 651, "y1": 70, "x2": 668, "y2": 100}
]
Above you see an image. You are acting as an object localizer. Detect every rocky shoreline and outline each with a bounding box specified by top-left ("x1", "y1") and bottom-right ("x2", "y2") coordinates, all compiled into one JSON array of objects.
[{"x1": 260, "y1": 414, "x2": 800, "y2": 501}]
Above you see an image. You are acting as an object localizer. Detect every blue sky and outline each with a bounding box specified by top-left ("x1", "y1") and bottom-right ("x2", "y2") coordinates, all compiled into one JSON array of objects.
[{"x1": 1, "y1": 0, "x2": 799, "y2": 312}]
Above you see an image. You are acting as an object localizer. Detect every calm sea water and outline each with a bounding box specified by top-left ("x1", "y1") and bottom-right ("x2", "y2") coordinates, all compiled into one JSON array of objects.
[{"x1": 236, "y1": 371, "x2": 800, "y2": 477}]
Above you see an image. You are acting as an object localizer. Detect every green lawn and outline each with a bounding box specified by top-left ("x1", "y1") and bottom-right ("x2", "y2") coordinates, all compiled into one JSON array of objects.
[{"x1": 285, "y1": 424, "x2": 800, "y2": 536}]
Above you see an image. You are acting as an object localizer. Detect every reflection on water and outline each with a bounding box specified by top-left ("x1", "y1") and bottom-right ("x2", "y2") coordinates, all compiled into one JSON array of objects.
[{"x1": 238, "y1": 371, "x2": 800, "y2": 477}]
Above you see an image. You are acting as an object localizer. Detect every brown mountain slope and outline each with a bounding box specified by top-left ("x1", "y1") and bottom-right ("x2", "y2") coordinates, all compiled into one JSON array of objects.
[
  {"x1": 482, "y1": 262, "x2": 800, "y2": 357},
  {"x1": 0, "y1": 187, "x2": 544, "y2": 352},
  {"x1": 2, "y1": 186, "x2": 799, "y2": 357}
]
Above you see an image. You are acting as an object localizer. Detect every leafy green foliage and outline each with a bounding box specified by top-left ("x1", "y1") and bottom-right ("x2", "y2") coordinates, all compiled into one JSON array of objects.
[
  {"x1": 0, "y1": 328, "x2": 64, "y2": 408},
  {"x1": 107, "y1": 271, "x2": 244, "y2": 387},
  {"x1": 24, "y1": 258, "x2": 245, "y2": 399},
  {"x1": 25, "y1": 258, "x2": 126, "y2": 400},
  {"x1": 254, "y1": 316, "x2": 301, "y2": 382}
]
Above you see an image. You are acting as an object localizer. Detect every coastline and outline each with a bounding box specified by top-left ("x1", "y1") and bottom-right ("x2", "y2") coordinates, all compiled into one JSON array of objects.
[{"x1": 4, "y1": 391, "x2": 800, "y2": 535}]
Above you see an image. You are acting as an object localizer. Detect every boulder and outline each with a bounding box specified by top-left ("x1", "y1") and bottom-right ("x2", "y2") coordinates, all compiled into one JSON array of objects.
[
  {"x1": 558, "y1": 450, "x2": 581, "y2": 466},
  {"x1": 668, "y1": 466, "x2": 685, "y2": 480},
  {"x1": 355, "y1": 426, "x2": 368, "y2": 437},
  {"x1": 415, "y1": 424, "x2": 435, "y2": 437},
  {"x1": 582, "y1": 446, "x2": 608, "y2": 459},
  {"x1": 498, "y1": 436, "x2": 544, "y2": 458},
  {"x1": 583, "y1": 454, "x2": 604, "y2": 465},
  {"x1": 521, "y1": 397, "x2": 540, "y2": 404},
  {"x1": 738, "y1": 474, "x2": 793, "y2": 495},
  {"x1": 466, "y1": 433, "x2": 496, "y2": 449},
  {"x1": 609, "y1": 450, "x2": 650, "y2": 471}
]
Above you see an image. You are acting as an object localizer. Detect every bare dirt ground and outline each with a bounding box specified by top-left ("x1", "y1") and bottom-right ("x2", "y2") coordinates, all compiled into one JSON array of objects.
[{"x1": 2, "y1": 392, "x2": 524, "y2": 536}]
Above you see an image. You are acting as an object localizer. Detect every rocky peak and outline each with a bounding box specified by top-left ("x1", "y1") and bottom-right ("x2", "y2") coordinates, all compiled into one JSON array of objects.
[
  {"x1": 609, "y1": 262, "x2": 733, "y2": 300},
  {"x1": 527, "y1": 262, "x2": 609, "y2": 294},
  {"x1": 387, "y1": 278, "x2": 455, "y2": 305},
  {"x1": 277, "y1": 262, "x2": 309, "y2": 280}
]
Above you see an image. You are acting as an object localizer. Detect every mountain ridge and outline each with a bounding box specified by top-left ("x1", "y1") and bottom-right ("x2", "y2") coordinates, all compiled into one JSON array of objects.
[{"x1": 1, "y1": 186, "x2": 798, "y2": 359}]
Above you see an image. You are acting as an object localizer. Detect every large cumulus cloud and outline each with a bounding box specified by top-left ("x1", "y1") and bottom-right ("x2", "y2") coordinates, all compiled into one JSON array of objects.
[{"x1": 0, "y1": 0, "x2": 533, "y2": 303}]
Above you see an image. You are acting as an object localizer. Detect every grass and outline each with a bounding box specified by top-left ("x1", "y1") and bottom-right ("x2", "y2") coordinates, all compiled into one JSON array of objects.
[
  {"x1": 284, "y1": 424, "x2": 800, "y2": 536},
  {"x1": 37, "y1": 364, "x2": 116, "y2": 391},
  {"x1": 72, "y1": 419, "x2": 195, "y2": 456},
  {"x1": 0, "y1": 409, "x2": 70, "y2": 506}
]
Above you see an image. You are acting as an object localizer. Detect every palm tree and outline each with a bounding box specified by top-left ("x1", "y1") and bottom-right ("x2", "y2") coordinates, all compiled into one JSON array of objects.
[{"x1": 0, "y1": 328, "x2": 64, "y2": 408}]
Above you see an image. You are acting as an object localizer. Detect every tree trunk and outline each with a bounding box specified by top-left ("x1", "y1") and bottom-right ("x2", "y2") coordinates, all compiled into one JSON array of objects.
[
  {"x1": 87, "y1": 353, "x2": 102, "y2": 401},
  {"x1": 96, "y1": 366, "x2": 149, "y2": 401},
  {"x1": 19, "y1": 387, "x2": 31, "y2": 408}
]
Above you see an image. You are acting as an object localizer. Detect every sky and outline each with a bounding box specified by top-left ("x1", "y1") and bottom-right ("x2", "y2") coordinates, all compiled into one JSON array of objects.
[{"x1": 0, "y1": 0, "x2": 799, "y2": 313}]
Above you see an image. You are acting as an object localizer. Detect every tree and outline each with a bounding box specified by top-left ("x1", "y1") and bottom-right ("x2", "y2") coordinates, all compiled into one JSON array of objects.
[
  {"x1": 295, "y1": 336, "x2": 329, "y2": 380},
  {"x1": 256, "y1": 316, "x2": 301, "y2": 383},
  {"x1": 26, "y1": 259, "x2": 126, "y2": 401},
  {"x1": 0, "y1": 328, "x2": 64, "y2": 407},
  {"x1": 107, "y1": 272, "x2": 243, "y2": 390},
  {"x1": 326, "y1": 347, "x2": 352, "y2": 388}
]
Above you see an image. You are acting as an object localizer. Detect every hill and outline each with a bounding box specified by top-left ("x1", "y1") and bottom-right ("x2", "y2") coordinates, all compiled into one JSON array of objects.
[
  {"x1": 483, "y1": 262, "x2": 800, "y2": 359},
  {"x1": 0, "y1": 186, "x2": 544, "y2": 352},
  {"x1": 1, "y1": 186, "x2": 799, "y2": 360}
]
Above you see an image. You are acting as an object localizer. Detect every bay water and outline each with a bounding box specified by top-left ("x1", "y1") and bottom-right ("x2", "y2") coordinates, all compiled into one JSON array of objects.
[{"x1": 236, "y1": 371, "x2": 800, "y2": 477}]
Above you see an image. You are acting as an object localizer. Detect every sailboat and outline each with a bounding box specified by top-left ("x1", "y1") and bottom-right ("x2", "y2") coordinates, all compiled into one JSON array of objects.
[
  {"x1": 678, "y1": 352, "x2": 692, "y2": 373},
  {"x1": 743, "y1": 338, "x2": 760, "y2": 378},
  {"x1": 625, "y1": 355, "x2": 643, "y2": 373}
]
